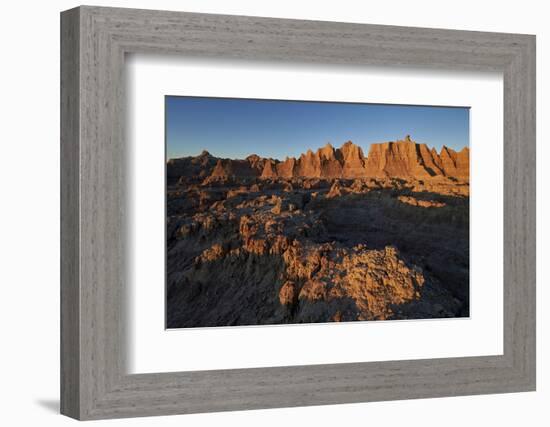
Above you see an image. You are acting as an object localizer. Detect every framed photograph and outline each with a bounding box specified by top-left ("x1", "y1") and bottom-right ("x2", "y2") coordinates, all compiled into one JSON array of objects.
[
  {"x1": 165, "y1": 98, "x2": 471, "y2": 328},
  {"x1": 61, "y1": 6, "x2": 536, "y2": 420}
]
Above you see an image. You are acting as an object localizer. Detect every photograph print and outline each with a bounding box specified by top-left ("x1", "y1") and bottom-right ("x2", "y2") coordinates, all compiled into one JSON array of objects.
[{"x1": 165, "y1": 96, "x2": 470, "y2": 329}]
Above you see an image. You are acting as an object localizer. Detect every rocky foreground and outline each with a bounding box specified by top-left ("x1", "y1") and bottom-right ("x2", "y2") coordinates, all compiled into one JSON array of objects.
[{"x1": 166, "y1": 138, "x2": 469, "y2": 328}]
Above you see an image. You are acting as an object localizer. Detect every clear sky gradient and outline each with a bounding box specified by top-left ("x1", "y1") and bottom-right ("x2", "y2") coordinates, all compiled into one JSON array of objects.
[{"x1": 166, "y1": 96, "x2": 469, "y2": 160}]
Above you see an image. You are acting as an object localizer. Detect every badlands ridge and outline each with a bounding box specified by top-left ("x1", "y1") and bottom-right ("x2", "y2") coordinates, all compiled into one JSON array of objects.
[{"x1": 168, "y1": 135, "x2": 469, "y2": 184}]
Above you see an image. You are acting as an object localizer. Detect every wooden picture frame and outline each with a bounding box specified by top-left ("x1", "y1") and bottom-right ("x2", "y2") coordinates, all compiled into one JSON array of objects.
[{"x1": 60, "y1": 5, "x2": 536, "y2": 420}]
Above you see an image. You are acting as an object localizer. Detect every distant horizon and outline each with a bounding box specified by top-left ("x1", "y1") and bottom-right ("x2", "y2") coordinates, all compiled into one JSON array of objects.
[{"x1": 166, "y1": 96, "x2": 469, "y2": 160}]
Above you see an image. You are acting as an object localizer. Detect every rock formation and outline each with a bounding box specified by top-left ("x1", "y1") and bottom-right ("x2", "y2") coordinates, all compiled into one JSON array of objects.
[
  {"x1": 166, "y1": 150, "x2": 217, "y2": 185},
  {"x1": 340, "y1": 140, "x2": 367, "y2": 178},
  {"x1": 175, "y1": 136, "x2": 469, "y2": 183}
]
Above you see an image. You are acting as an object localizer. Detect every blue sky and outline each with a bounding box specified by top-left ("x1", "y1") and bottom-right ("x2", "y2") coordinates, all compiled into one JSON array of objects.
[{"x1": 166, "y1": 96, "x2": 469, "y2": 160}]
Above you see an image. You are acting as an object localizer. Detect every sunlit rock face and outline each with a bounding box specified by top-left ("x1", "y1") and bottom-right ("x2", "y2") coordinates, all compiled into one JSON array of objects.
[
  {"x1": 340, "y1": 140, "x2": 366, "y2": 178},
  {"x1": 166, "y1": 137, "x2": 469, "y2": 328},
  {"x1": 256, "y1": 136, "x2": 469, "y2": 181}
]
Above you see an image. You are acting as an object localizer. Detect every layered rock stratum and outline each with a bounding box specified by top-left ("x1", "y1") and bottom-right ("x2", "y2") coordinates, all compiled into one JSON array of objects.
[{"x1": 166, "y1": 137, "x2": 469, "y2": 328}]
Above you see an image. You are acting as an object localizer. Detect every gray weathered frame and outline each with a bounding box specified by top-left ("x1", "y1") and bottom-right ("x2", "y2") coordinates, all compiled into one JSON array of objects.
[{"x1": 60, "y1": 5, "x2": 536, "y2": 420}]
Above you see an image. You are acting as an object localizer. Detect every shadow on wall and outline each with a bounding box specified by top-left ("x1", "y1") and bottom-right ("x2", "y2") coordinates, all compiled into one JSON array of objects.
[{"x1": 35, "y1": 399, "x2": 59, "y2": 414}]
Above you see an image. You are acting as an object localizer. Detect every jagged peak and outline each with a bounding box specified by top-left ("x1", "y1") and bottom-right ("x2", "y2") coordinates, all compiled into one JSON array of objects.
[
  {"x1": 199, "y1": 149, "x2": 211, "y2": 157},
  {"x1": 318, "y1": 142, "x2": 336, "y2": 159},
  {"x1": 260, "y1": 160, "x2": 277, "y2": 177},
  {"x1": 284, "y1": 156, "x2": 296, "y2": 164},
  {"x1": 340, "y1": 141, "x2": 360, "y2": 152},
  {"x1": 439, "y1": 145, "x2": 469, "y2": 156},
  {"x1": 340, "y1": 140, "x2": 364, "y2": 160},
  {"x1": 393, "y1": 135, "x2": 416, "y2": 145}
]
